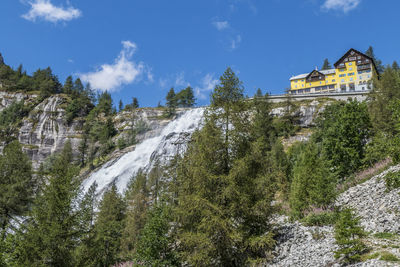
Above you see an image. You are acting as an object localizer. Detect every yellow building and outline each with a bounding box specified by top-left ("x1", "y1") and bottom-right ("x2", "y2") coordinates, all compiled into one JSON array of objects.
[{"x1": 289, "y1": 48, "x2": 379, "y2": 94}]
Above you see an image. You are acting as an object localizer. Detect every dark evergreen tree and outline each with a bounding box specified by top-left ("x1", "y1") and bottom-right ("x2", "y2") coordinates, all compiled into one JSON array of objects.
[
  {"x1": 392, "y1": 61, "x2": 400, "y2": 71},
  {"x1": 92, "y1": 184, "x2": 126, "y2": 267},
  {"x1": 121, "y1": 171, "x2": 149, "y2": 257},
  {"x1": 365, "y1": 46, "x2": 384, "y2": 73},
  {"x1": 0, "y1": 141, "x2": 33, "y2": 238},
  {"x1": 135, "y1": 204, "x2": 178, "y2": 266},
  {"x1": 0, "y1": 53, "x2": 4, "y2": 65},
  {"x1": 63, "y1": 76, "x2": 73, "y2": 95},
  {"x1": 15, "y1": 141, "x2": 81, "y2": 267},
  {"x1": 289, "y1": 142, "x2": 336, "y2": 218},
  {"x1": 132, "y1": 97, "x2": 139, "y2": 109},
  {"x1": 321, "y1": 58, "x2": 332, "y2": 70},
  {"x1": 118, "y1": 99, "x2": 123, "y2": 112},
  {"x1": 255, "y1": 88, "x2": 263, "y2": 98}
]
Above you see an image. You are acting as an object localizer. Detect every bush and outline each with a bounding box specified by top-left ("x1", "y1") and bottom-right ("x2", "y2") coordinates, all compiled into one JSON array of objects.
[
  {"x1": 384, "y1": 171, "x2": 400, "y2": 191},
  {"x1": 302, "y1": 210, "x2": 338, "y2": 226},
  {"x1": 380, "y1": 252, "x2": 399, "y2": 262}
]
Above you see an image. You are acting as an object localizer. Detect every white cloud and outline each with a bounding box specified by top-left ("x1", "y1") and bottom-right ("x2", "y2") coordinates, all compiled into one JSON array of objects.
[
  {"x1": 322, "y1": 0, "x2": 361, "y2": 12},
  {"x1": 230, "y1": 35, "x2": 242, "y2": 51},
  {"x1": 80, "y1": 41, "x2": 150, "y2": 92},
  {"x1": 22, "y1": 0, "x2": 81, "y2": 23},
  {"x1": 67, "y1": 59, "x2": 74, "y2": 63},
  {"x1": 194, "y1": 74, "x2": 219, "y2": 99},
  {"x1": 212, "y1": 20, "x2": 229, "y2": 31}
]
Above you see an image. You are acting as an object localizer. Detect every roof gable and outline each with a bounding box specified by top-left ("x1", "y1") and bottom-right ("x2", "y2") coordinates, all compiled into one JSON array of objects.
[{"x1": 334, "y1": 48, "x2": 378, "y2": 74}]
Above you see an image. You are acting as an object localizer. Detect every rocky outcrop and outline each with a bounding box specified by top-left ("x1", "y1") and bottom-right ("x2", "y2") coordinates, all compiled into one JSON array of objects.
[
  {"x1": 336, "y1": 165, "x2": 400, "y2": 234},
  {"x1": 18, "y1": 95, "x2": 82, "y2": 168},
  {"x1": 0, "y1": 91, "x2": 38, "y2": 111}
]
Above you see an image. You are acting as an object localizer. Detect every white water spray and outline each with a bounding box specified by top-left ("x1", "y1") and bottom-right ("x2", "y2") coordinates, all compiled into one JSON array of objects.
[{"x1": 82, "y1": 108, "x2": 204, "y2": 195}]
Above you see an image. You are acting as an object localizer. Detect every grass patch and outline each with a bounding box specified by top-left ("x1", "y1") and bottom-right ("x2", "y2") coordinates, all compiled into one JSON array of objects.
[
  {"x1": 361, "y1": 252, "x2": 380, "y2": 261},
  {"x1": 380, "y1": 252, "x2": 399, "y2": 262},
  {"x1": 373, "y1": 232, "x2": 397, "y2": 239}
]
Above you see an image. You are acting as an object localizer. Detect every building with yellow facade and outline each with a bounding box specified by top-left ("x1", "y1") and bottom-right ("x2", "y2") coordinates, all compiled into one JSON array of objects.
[{"x1": 289, "y1": 48, "x2": 379, "y2": 94}]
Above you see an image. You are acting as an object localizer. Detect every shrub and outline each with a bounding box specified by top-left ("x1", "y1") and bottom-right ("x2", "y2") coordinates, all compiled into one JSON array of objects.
[
  {"x1": 302, "y1": 210, "x2": 338, "y2": 226},
  {"x1": 384, "y1": 171, "x2": 400, "y2": 191}
]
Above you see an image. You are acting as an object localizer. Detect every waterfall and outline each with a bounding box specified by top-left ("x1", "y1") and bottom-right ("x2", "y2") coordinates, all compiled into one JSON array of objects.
[{"x1": 82, "y1": 108, "x2": 204, "y2": 195}]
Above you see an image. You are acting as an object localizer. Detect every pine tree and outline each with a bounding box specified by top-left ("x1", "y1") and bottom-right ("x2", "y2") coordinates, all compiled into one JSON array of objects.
[
  {"x1": 73, "y1": 78, "x2": 84, "y2": 95},
  {"x1": 15, "y1": 141, "x2": 81, "y2": 267},
  {"x1": 0, "y1": 53, "x2": 4, "y2": 65},
  {"x1": 135, "y1": 204, "x2": 178, "y2": 266},
  {"x1": 118, "y1": 99, "x2": 123, "y2": 112},
  {"x1": 121, "y1": 171, "x2": 149, "y2": 257},
  {"x1": 321, "y1": 58, "x2": 332, "y2": 70},
  {"x1": 132, "y1": 97, "x2": 139, "y2": 109},
  {"x1": 334, "y1": 208, "x2": 367, "y2": 263},
  {"x1": 392, "y1": 61, "x2": 400, "y2": 71},
  {"x1": 92, "y1": 184, "x2": 126, "y2": 266},
  {"x1": 289, "y1": 142, "x2": 336, "y2": 218},
  {"x1": 174, "y1": 68, "x2": 277, "y2": 265},
  {"x1": 63, "y1": 76, "x2": 73, "y2": 94},
  {"x1": 365, "y1": 46, "x2": 384, "y2": 73},
  {"x1": 255, "y1": 88, "x2": 263, "y2": 98},
  {"x1": 0, "y1": 141, "x2": 33, "y2": 238}
]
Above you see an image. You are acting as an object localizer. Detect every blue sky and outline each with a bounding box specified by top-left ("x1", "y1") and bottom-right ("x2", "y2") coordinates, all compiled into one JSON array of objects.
[{"x1": 1, "y1": 0, "x2": 399, "y2": 107}]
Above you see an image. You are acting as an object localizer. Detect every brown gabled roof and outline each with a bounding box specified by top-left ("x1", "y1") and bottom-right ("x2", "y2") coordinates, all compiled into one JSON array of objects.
[
  {"x1": 333, "y1": 48, "x2": 379, "y2": 75},
  {"x1": 305, "y1": 69, "x2": 325, "y2": 80}
]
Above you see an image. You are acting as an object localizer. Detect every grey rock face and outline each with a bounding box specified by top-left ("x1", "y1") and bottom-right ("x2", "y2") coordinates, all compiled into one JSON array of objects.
[
  {"x1": 18, "y1": 96, "x2": 82, "y2": 169},
  {"x1": 336, "y1": 165, "x2": 400, "y2": 234},
  {"x1": 0, "y1": 91, "x2": 38, "y2": 111}
]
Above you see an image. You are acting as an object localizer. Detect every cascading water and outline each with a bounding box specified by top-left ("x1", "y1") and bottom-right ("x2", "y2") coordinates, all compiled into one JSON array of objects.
[{"x1": 82, "y1": 108, "x2": 205, "y2": 195}]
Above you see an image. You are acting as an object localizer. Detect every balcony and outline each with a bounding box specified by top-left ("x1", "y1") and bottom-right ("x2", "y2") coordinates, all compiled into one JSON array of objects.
[{"x1": 357, "y1": 64, "x2": 371, "y2": 71}]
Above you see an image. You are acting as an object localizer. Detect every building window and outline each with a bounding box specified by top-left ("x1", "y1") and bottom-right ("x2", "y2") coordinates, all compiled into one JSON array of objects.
[
  {"x1": 309, "y1": 83, "x2": 312, "y2": 86},
  {"x1": 339, "y1": 74, "x2": 346, "y2": 77},
  {"x1": 357, "y1": 56, "x2": 361, "y2": 59},
  {"x1": 350, "y1": 77, "x2": 354, "y2": 81},
  {"x1": 348, "y1": 72, "x2": 354, "y2": 76},
  {"x1": 349, "y1": 67, "x2": 353, "y2": 71},
  {"x1": 340, "y1": 69, "x2": 345, "y2": 72},
  {"x1": 332, "y1": 79, "x2": 335, "y2": 82},
  {"x1": 341, "y1": 79, "x2": 345, "y2": 82},
  {"x1": 349, "y1": 62, "x2": 352, "y2": 66}
]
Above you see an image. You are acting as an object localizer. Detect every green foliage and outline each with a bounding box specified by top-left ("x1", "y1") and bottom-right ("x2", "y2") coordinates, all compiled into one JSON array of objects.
[
  {"x1": 301, "y1": 210, "x2": 338, "y2": 226},
  {"x1": 91, "y1": 184, "x2": 126, "y2": 267},
  {"x1": 380, "y1": 252, "x2": 399, "y2": 262},
  {"x1": 368, "y1": 66, "x2": 400, "y2": 135},
  {"x1": 0, "y1": 101, "x2": 31, "y2": 143},
  {"x1": 135, "y1": 204, "x2": 178, "y2": 266},
  {"x1": 365, "y1": 46, "x2": 384, "y2": 73},
  {"x1": 321, "y1": 58, "x2": 332, "y2": 70},
  {"x1": 314, "y1": 100, "x2": 371, "y2": 178},
  {"x1": 13, "y1": 142, "x2": 83, "y2": 267},
  {"x1": 0, "y1": 141, "x2": 33, "y2": 237},
  {"x1": 373, "y1": 232, "x2": 397, "y2": 239},
  {"x1": 176, "y1": 86, "x2": 196, "y2": 107},
  {"x1": 273, "y1": 96, "x2": 300, "y2": 137},
  {"x1": 289, "y1": 142, "x2": 337, "y2": 219},
  {"x1": 173, "y1": 68, "x2": 277, "y2": 265},
  {"x1": 121, "y1": 171, "x2": 149, "y2": 257},
  {"x1": 384, "y1": 171, "x2": 400, "y2": 191},
  {"x1": 334, "y1": 208, "x2": 367, "y2": 264}
]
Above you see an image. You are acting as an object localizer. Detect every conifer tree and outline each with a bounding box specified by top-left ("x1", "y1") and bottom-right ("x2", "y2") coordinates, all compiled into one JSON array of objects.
[
  {"x1": 174, "y1": 68, "x2": 277, "y2": 265},
  {"x1": 135, "y1": 204, "x2": 178, "y2": 266},
  {"x1": 92, "y1": 184, "x2": 126, "y2": 266},
  {"x1": 0, "y1": 141, "x2": 33, "y2": 238},
  {"x1": 289, "y1": 142, "x2": 336, "y2": 218},
  {"x1": 121, "y1": 171, "x2": 149, "y2": 257},
  {"x1": 0, "y1": 53, "x2": 4, "y2": 65},
  {"x1": 255, "y1": 88, "x2": 263, "y2": 98},
  {"x1": 334, "y1": 208, "x2": 367, "y2": 263},
  {"x1": 365, "y1": 46, "x2": 384, "y2": 73},
  {"x1": 392, "y1": 61, "x2": 400, "y2": 71},
  {"x1": 132, "y1": 97, "x2": 139, "y2": 109},
  {"x1": 15, "y1": 141, "x2": 81, "y2": 267},
  {"x1": 165, "y1": 88, "x2": 177, "y2": 117},
  {"x1": 321, "y1": 58, "x2": 332, "y2": 70},
  {"x1": 63, "y1": 76, "x2": 73, "y2": 94},
  {"x1": 118, "y1": 99, "x2": 123, "y2": 112}
]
